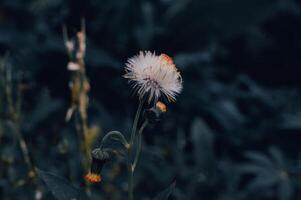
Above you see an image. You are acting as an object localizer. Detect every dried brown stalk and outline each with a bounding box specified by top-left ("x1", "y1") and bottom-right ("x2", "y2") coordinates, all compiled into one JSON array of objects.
[
  {"x1": 0, "y1": 55, "x2": 42, "y2": 200},
  {"x1": 63, "y1": 19, "x2": 93, "y2": 191}
]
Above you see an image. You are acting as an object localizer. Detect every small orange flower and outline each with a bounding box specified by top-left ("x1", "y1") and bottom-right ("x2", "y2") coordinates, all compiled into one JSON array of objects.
[
  {"x1": 85, "y1": 173, "x2": 102, "y2": 183},
  {"x1": 156, "y1": 101, "x2": 167, "y2": 113},
  {"x1": 84, "y1": 148, "x2": 110, "y2": 184}
]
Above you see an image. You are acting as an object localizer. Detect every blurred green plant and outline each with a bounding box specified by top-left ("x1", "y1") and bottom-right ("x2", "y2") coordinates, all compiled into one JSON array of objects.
[
  {"x1": 1, "y1": 0, "x2": 301, "y2": 199},
  {"x1": 240, "y1": 147, "x2": 293, "y2": 200},
  {"x1": 0, "y1": 54, "x2": 42, "y2": 199}
]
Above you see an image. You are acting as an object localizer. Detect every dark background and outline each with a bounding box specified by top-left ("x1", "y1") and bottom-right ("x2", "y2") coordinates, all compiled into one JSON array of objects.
[{"x1": 1, "y1": 0, "x2": 301, "y2": 199}]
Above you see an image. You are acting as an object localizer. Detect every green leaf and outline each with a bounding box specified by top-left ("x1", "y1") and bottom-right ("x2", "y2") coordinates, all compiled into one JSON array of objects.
[
  {"x1": 246, "y1": 171, "x2": 280, "y2": 191},
  {"x1": 38, "y1": 169, "x2": 89, "y2": 200},
  {"x1": 191, "y1": 118, "x2": 215, "y2": 170},
  {"x1": 269, "y1": 147, "x2": 284, "y2": 167},
  {"x1": 153, "y1": 181, "x2": 176, "y2": 200},
  {"x1": 278, "y1": 179, "x2": 293, "y2": 200},
  {"x1": 239, "y1": 164, "x2": 267, "y2": 174},
  {"x1": 244, "y1": 152, "x2": 274, "y2": 168}
]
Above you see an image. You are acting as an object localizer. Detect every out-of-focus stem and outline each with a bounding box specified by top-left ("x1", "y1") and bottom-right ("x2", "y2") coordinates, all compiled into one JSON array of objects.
[
  {"x1": 62, "y1": 25, "x2": 72, "y2": 60},
  {"x1": 14, "y1": 115, "x2": 42, "y2": 200},
  {"x1": 2, "y1": 59, "x2": 41, "y2": 199},
  {"x1": 76, "y1": 19, "x2": 91, "y2": 175},
  {"x1": 127, "y1": 150, "x2": 134, "y2": 200},
  {"x1": 64, "y1": 19, "x2": 91, "y2": 195},
  {"x1": 75, "y1": 112, "x2": 90, "y2": 175}
]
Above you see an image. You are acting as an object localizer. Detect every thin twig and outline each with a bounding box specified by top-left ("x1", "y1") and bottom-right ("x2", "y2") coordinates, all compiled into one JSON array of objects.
[{"x1": 1, "y1": 57, "x2": 41, "y2": 199}]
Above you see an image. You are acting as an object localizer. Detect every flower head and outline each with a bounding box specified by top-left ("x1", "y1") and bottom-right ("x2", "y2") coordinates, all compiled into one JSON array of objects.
[
  {"x1": 124, "y1": 51, "x2": 182, "y2": 103},
  {"x1": 85, "y1": 148, "x2": 110, "y2": 184},
  {"x1": 85, "y1": 173, "x2": 102, "y2": 183}
]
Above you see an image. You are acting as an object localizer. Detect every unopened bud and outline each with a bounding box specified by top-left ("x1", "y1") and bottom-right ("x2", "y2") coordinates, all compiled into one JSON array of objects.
[
  {"x1": 144, "y1": 101, "x2": 168, "y2": 123},
  {"x1": 156, "y1": 101, "x2": 167, "y2": 113}
]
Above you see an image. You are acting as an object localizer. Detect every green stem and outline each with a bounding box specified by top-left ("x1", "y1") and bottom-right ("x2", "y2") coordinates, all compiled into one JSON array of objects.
[
  {"x1": 130, "y1": 100, "x2": 144, "y2": 147},
  {"x1": 132, "y1": 120, "x2": 148, "y2": 171},
  {"x1": 62, "y1": 24, "x2": 73, "y2": 60},
  {"x1": 128, "y1": 156, "x2": 134, "y2": 200},
  {"x1": 128, "y1": 100, "x2": 144, "y2": 200},
  {"x1": 100, "y1": 131, "x2": 129, "y2": 150}
]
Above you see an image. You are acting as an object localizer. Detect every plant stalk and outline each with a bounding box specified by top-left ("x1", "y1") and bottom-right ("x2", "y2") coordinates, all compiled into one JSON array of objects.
[
  {"x1": 127, "y1": 100, "x2": 144, "y2": 200},
  {"x1": 2, "y1": 61, "x2": 41, "y2": 199},
  {"x1": 132, "y1": 120, "x2": 148, "y2": 171}
]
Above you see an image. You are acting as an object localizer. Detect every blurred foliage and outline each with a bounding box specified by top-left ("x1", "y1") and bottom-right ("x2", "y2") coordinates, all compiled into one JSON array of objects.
[
  {"x1": 38, "y1": 170, "x2": 88, "y2": 200},
  {"x1": 1, "y1": 0, "x2": 301, "y2": 199}
]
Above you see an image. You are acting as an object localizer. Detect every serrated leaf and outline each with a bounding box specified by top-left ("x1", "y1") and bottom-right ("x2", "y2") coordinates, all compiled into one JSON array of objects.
[
  {"x1": 153, "y1": 181, "x2": 176, "y2": 200},
  {"x1": 38, "y1": 169, "x2": 89, "y2": 200}
]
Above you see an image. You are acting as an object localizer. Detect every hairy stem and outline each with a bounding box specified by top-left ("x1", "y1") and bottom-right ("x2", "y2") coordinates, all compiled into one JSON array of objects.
[
  {"x1": 100, "y1": 131, "x2": 129, "y2": 150},
  {"x1": 132, "y1": 120, "x2": 148, "y2": 171},
  {"x1": 127, "y1": 100, "x2": 144, "y2": 200},
  {"x1": 130, "y1": 100, "x2": 144, "y2": 147}
]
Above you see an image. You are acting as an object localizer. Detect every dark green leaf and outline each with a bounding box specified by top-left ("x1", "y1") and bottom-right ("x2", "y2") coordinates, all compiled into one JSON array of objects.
[
  {"x1": 278, "y1": 179, "x2": 293, "y2": 200},
  {"x1": 244, "y1": 152, "x2": 274, "y2": 168},
  {"x1": 153, "y1": 181, "x2": 176, "y2": 200},
  {"x1": 191, "y1": 118, "x2": 215, "y2": 170},
  {"x1": 269, "y1": 147, "x2": 284, "y2": 167},
  {"x1": 38, "y1": 169, "x2": 89, "y2": 200}
]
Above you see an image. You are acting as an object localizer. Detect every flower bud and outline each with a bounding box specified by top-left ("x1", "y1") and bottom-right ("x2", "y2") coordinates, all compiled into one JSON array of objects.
[
  {"x1": 85, "y1": 148, "x2": 110, "y2": 183},
  {"x1": 156, "y1": 101, "x2": 167, "y2": 113},
  {"x1": 144, "y1": 101, "x2": 167, "y2": 123}
]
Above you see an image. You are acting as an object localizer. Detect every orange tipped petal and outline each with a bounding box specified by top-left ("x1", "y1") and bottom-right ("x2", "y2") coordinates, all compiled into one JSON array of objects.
[
  {"x1": 160, "y1": 53, "x2": 174, "y2": 65},
  {"x1": 85, "y1": 173, "x2": 102, "y2": 183}
]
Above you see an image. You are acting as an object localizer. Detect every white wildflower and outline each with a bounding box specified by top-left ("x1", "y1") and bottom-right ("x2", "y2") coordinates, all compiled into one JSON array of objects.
[{"x1": 124, "y1": 51, "x2": 182, "y2": 103}]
